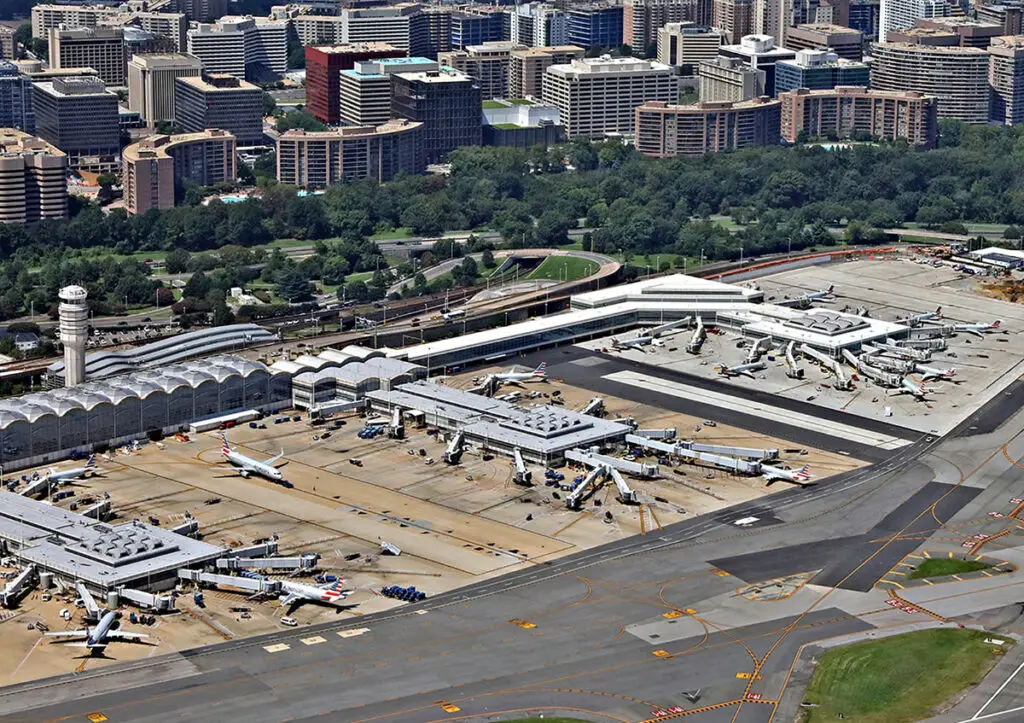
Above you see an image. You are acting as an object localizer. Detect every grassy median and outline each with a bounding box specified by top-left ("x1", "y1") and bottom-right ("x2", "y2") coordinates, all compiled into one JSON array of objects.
[
  {"x1": 802, "y1": 629, "x2": 1004, "y2": 723},
  {"x1": 907, "y1": 558, "x2": 993, "y2": 580}
]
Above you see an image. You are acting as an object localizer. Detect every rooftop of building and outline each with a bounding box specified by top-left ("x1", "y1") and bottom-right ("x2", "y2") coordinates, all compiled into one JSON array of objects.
[
  {"x1": 393, "y1": 65, "x2": 474, "y2": 82},
  {"x1": 916, "y1": 16, "x2": 1003, "y2": 30},
  {"x1": 0, "y1": 128, "x2": 65, "y2": 158},
  {"x1": 778, "y1": 84, "x2": 933, "y2": 99},
  {"x1": 510, "y1": 45, "x2": 585, "y2": 57},
  {"x1": 128, "y1": 52, "x2": 203, "y2": 67},
  {"x1": 790, "y1": 22, "x2": 864, "y2": 35},
  {"x1": 309, "y1": 42, "x2": 401, "y2": 53},
  {"x1": 122, "y1": 129, "x2": 235, "y2": 162},
  {"x1": 662, "y1": 22, "x2": 722, "y2": 34},
  {"x1": 779, "y1": 49, "x2": 869, "y2": 67},
  {"x1": 278, "y1": 119, "x2": 423, "y2": 139},
  {"x1": 175, "y1": 73, "x2": 260, "y2": 92},
  {"x1": 462, "y1": 41, "x2": 526, "y2": 54},
  {"x1": 991, "y1": 34, "x2": 1024, "y2": 51},
  {"x1": 873, "y1": 41, "x2": 990, "y2": 54},
  {"x1": 35, "y1": 76, "x2": 115, "y2": 97},
  {"x1": 639, "y1": 96, "x2": 780, "y2": 112},
  {"x1": 721, "y1": 34, "x2": 796, "y2": 57},
  {"x1": 547, "y1": 55, "x2": 673, "y2": 75}
]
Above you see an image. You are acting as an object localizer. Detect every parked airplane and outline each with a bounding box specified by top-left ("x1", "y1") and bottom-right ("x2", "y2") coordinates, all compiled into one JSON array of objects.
[
  {"x1": 761, "y1": 464, "x2": 812, "y2": 486},
  {"x1": 279, "y1": 578, "x2": 349, "y2": 610},
  {"x1": 895, "y1": 377, "x2": 929, "y2": 400},
  {"x1": 776, "y1": 285, "x2": 835, "y2": 309},
  {"x1": 40, "y1": 455, "x2": 100, "y2": 485},
  {"x1": 220, "y1": 434, "x2": 284, "y2": 481},
  {"x1": 491, "y1": 362, "x2": 547, "y2": 384},
  {"x1": 914, "y1": 363, "x2": 956, "y2": 382},
  {"x1": 45, "y1": 610, "x2": 148, "y2": 653},
  {"x1": 717, "y1": 361, "x2": 766, "y2": 379},
  {"x1": 898, "y1": 306, "x2": 942, "y2": 327},
  {"x1": 949, "y1": 319, "x2": 1002, "y2": 337},
  {"x1": 611, "y1": 336, "x2": 664, "y2": 352}
]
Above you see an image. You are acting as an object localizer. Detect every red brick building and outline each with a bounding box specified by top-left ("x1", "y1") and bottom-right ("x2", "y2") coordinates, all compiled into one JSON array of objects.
[{"x1": 305, "y1": 43, "x2": 406, "y2": 124}]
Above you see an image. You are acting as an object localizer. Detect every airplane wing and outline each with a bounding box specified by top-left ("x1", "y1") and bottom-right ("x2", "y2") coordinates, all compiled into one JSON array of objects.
[
  {"x1": 265, "y1": 451, "x2": 285, "y2": 467},
  {"x1": 44, "y1": 630, "x2": 89, "y2": 639},
  {"x1": 505, "y1": 380, "x2": 525, "y2": 388},
  {"x1": 279, "y1": 593, "x2": 298, "y2": 607},
  {"x1": 108, "y1": 631, "x2": 149, "y2": 641},
  {"x1": 59, "y1": 642, "x2": 101, "y2": 648}
]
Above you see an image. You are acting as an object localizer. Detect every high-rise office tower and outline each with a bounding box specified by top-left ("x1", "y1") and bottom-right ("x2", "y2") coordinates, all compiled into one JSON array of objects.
[
  {"x1": 989, "y1": 34, "x2": 1024, "y2": 124},
  {"x1": 0, "y1": 62, "x2": 36, "y2": 133},
  {"x1": 391, "y1": 67, "x2": 482, "y2": 163},
  {"x1": 174, "y1": 73, "x2": 263, "y2": 146},
  {"x1": 0, "y1": 128, "x2": 68, "y2": 224},
  {"x1": 879, "y1": 0, "x2": 951, "y2": 41},
  {"x1": 49, "y1": 27, "x2": 126, "y2": 86},
  {"x1": 305, "y1": 43, "x2": 405, "y2": 124},
  {"x1": 32, "y1": 75, "x2": 120, "y2": 171},
  {"x1": 127, "y1": 53, "x2": 203, "y2": 126}
]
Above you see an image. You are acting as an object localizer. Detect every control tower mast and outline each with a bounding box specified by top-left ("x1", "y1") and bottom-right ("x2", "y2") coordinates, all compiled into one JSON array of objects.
[{"x1": 58, "y1": 285, "x2": 88, "y2": 387}]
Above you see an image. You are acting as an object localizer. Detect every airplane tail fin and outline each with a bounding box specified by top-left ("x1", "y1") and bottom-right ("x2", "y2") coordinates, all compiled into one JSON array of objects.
[
  {"x1": 85, "y1": 454, "x2": 97, "y2": 469},
  {"x1": 993, "y1": 320, "x2": 1002, "y2": 328},
  {"x1": 798, "y1": 464, "x2": 809, "y2": 476},
  {"x1": 936, "y1": 306, "x2": 942, "y2": 317},
  {"x1": 220, "y1": 433, "x2": 231, "y2": 455},
  {"x1": 533, "y1": 362, "x2": 547, "y2": 375},
  {"x1": 827, "y1": 285, "x2": 835, "y2": 294}
]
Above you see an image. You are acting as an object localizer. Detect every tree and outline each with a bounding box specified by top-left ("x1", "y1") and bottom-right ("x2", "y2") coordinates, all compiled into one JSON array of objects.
[
  {"x1": 481, "y1": 248, "x2": 495, "y2": 268},
  {"x1": 182, "y1": 270, "x2": 211, "y2": 299},
  {"x1": 276, "y1": 268, "x2": 312, "y2": 302},
  {"x1": 1003, "y1": 225, "x2": 1021, "y2": 240},
  {"x1": 276, "y1": 109, "x2": 328, "y2": 132},
  {"x1": 262, "y1": 92, "x2": 278, "y2": 116},
  {"x1": 535, "y1": 210, "x2": 572, "y2": 246},
  {"x1": 212, "y1": 303, "x2": 236, "y2": 326}
]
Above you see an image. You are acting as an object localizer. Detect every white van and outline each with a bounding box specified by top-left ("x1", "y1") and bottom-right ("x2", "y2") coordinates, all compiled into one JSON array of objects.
[{"x1": 280, "y1": 617, "x2": 298, "y2": 627}]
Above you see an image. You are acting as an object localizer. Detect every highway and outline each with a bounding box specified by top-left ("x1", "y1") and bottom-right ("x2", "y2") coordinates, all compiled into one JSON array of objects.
[{"x1": 2, "y1": 349, "x2": 1023, "y2": 723}]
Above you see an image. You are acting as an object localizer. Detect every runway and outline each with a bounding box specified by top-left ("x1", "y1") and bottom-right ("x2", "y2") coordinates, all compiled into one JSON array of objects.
[{"x1": 1, "y1": 361, "x2": 1023, "y2": 723}]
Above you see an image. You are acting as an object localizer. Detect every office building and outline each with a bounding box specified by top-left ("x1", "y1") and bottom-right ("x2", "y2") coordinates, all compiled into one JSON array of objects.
[
  {"x1": 778, "y1": 85, "x2": 937, "y2": 145},
  {"x1": 910, "y1": 17, "x2": 1003, "y2": 46},
  {"x1": 293, "y1": 15, "x2": 347, "y2": 46},
  {"x1": 127, "y1": 53, "x2": 203, "y2": 126},
  {"x1": 13, "y1": 60, "x2": 98, "y2": 82},
  {"x1": 342, "y1": 5, "x2": 429, "y2": 57},
  {"x1": 122, "y1": 129, "x2": 236, "y2": 215},
  {"x1": 0, "y1": 26, "x2": 15, "y2": 61},
  {"x1": 111, "y1": 11, "x2": 188, "y2": 53},
  {"x1": 870, "y1": 42, "x2": 989, "y2": 122},
  {"x1": 712, "y1": 0, "x2": 755, "y2": 43},
  {"x1": 635, "y1": 97, "x2": 780, "y2": 156},
  {"x1": 0, "y1": 129, "x2": 68, "y2": 224},
  {"x1": 849, "y1": 0, "x2": 881, "y2": 38},
  {"x1": 451, "y1": 11, "x2": 505, "y2": 49},
  {"x1": 276, "y1": 120, "x2": 424, "y2": 186},
  {"x1": 989, "y1": 34, "x2": 1024, "y2": 124},
  {"x1": 174, "y1": 74, "x2": 263, "y2": 146},
  {"x1": 187, "y1": 16, "x2": 288, "y2": 81},
  {"x1": 305, "y1": 43, "x2": 405, "y2": 124},
  {"x1": 542, "y1": 55, "x2": 677, "y2": 137},
  {"x1": 625, "y1": 0, "x2": 711, "y2": 51},
  {"x1": 567, "y1": 4, "x2": 625, "y2": 48},
  {"x1": 424, "y1": 6, "x2": 453, "y2": 57},
  {"x1": 49, "y1": 27, "x2": 126, "y2": 87},
  {"x1": 879, "y1": 0, "x2": 951, "y2": 41},
  {"x1": 786, "y1": 23, "x2": 864, "y2": 59},
  {"x1": 33, "y1": 76, "x2": 119, "y2": 170},
  {"x1": 0, "y1": 62, "x2": 35, "y2": 133},
  {"x1": 657, "y1": 22, "x2": 726, "y2": 70},
  {"x1": 977, "y1": 5, "x2": 1022, "y2": 36},
  {"x1": 755, "y1": 0, "x2": 794, "y2": 47},
  {"x1": 509, "y1": 45, "x2": 584, "y2": 98},
  {"x1": 340, "y1": 57, "x2": 437, "y2": 125},
  {"x1": 32, "y1": 4, "x2": 120, "y2": 39},
  {"x1": 699, "y1": 55, "x2": 765, "y2": 100},
  {"x1": 511, "y1": 4, "x2": 569, "y2": 47},
  {"x1": 172, "y1": 0, "x2": 229, "y2": 23},
  {"x1": 774, "y1": 49, "x2": 870, "y2": 93},
  {"x1": 719, "y1": 34, "x2": 796, "y2": 95},
  {"x1": 482, "y1": 98, "x2": 564, "y2": 147},
  {"x1": 439, "y1": 42, "x2": 522, "y2": 99},
  {"x1": 392, "y1": 67, "x2": 481, "y2": 162}
]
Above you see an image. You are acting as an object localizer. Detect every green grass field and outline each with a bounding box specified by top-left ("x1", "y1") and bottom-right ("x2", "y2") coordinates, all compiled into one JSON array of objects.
[
  {"x1": 369, "y1": 227, "x2": 414, "y2": 240},
  {"x1": 803, "y1": 629, "x2": 1004, "y2": 723},
  {"x1": 906, "y1": 558, "x2": 993, "y2": 580},
  {"x1": 525, "y1": 256, "x2": 599, "y2": 282}
]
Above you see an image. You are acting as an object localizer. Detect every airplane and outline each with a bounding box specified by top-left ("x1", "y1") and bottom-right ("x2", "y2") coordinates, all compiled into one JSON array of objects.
[
  {"x1": 949, "y1": 319, "x2": 1002, "y2": 337},
  {"x1": 38, "y1": 455, "x2": 100, "y2": 485},
  {"x1": 219, "y1": 434, "x2": 285, "y2": 481},
  {"x1": 490, "y1": 362, "x2": 547, "y2": 385},
  {"x1": 914, "y1": 363, "x2": 956, "y2": 382},
  {"x1": 897, "y1": 306, "x2": 942, "y2": 327},
  {"x1": 716, "y1": 361, "x2": 766, "y2": 379},
  {"x1": 776, "y1": 285, "x2": 835, "y2": 309},
  {"x1": 894, "y1": 377, "x2": 929, "y2": 400},
  {"x1": 611, "y1": 336, "x2": 664, "y2": 352},
  {"x1": 761, "y1": 464, "x2": 812, "y2": 486},
  {"x1": 278, "y1": 578, "x2": 349, "y2": 610},
  {"x1": 45, "y1": 609, "x2": 148, "y2": 653}
]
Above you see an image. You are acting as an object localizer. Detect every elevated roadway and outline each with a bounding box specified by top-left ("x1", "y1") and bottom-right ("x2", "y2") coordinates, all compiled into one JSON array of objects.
[{"x1": 2, "y1": 353, "x2": 1023, "y2": 722}]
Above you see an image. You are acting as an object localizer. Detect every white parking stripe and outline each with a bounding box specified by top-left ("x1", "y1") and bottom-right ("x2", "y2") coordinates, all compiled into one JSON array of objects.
[{"x1": 604, "y1": 371, "x2": 910, "y2": 450}]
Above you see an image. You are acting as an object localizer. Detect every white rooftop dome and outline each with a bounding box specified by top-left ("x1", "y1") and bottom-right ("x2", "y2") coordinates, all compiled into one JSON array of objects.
[{"x1": 59, "y1": 285, "x2": 88, "y2": 301}]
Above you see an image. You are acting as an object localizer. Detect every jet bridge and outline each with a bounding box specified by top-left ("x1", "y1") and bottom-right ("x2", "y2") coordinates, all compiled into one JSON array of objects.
[
  {"x1": 170, "y1": 519, "x2": 200, "y2": 537},
  {"x1": 625, "y1": 435, "x2": 768, "y2": 475},
  {"x1": 900, "y1": 337, "x2": 948, "y2": 350},
  {"x1": 632, "y1": 427, "x2": 676, "y2": 440},
  {"x1": 443, "y1": 430, "x2": 466, "y2": 465},
  {"x1": 879, "y1": 339, "x2": 932, "y2": 361},
  {"x1": 387, "y1": 408, "x2": 405, "y2": 439},
  {"x1": 116, "y1": 587, "x2": 176, "y2": 612},
  {"x1": 859, "y1": 347, "x2": 914, "y2": 373},
  {"x1": 580, "y1": 397, "x2": 605, "y2": 417},
  {"x1": 842, "y1": 349, "x2": 901, "y2": 388},
  {"x1": 800, "y1": 345, "x2": 853, "y2": 391},
  {"x1": 19, "y1": 476, "x2": 51, "y2": 499},
  {"x1": 82, "y1": 499, "x2": 112, "y2": 520},
  {"x1": 565, "y1": 465, "x2": 636, "y2": 509},
  {"x1": 785, "y1": 341, "x2": 803, "y2": 379},
  {"x1": 745, "y1": 337, "x2": 771, "y2": 364},
  {"x1": 1, "y1": 565, "x2": 35, "y2": 608},
  {"x1": 224, "y1": 540, "x2": 279, "y2": 558},
  {"x1": 76, "y1": 581, "x2": 100, "y2": 620},
  {"x1": 512, "y1": 448, "x2": 532, "y2": 486},
  {"x1": 686, "y1": 317, "x2": 706, "y2": 354},
  {"x1": 565, "y1": 448, "x2": 658, "y2": 478},
  {"x1": 648, "y1": 316, "x2": 692, "y2": 337},
  {"x1": 216, "y1": 553, "x2": 320, "y2": 572},
  {"x1": 178, "y1": 569, "x2": 282, "y2": 596}
]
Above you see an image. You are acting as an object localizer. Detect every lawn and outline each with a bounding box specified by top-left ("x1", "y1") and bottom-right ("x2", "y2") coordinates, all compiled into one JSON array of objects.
[
  {"x1": 370, "y1": 227, "x2": 414, "y2": 240},
  {"x1": 906, "y1": 558, "x2": 993, "y2": 580},
  {"x1": 525, "y1": 256, "x2": 599, "y2": 282},
  {"x1": 802, "y1": 628, "x2": 1004, "y2": 723}
]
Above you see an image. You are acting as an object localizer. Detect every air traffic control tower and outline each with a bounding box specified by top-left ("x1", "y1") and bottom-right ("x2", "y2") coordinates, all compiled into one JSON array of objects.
[{"x1": 58, "y1": 285, "x2": 88, "y2": 387}]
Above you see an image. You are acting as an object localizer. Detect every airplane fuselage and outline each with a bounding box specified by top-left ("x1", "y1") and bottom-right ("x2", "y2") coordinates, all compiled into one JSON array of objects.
[{"x1": 223, "y1": 450, "x2": 283, "y2": 481}]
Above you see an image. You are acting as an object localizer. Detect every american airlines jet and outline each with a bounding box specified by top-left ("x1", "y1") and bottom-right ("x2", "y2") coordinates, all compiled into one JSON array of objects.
[
  {"x1": 220, "y1": 434, "x2": 285, "y2": 481},
  {"x1": 761, "y1": 464, "x2": 811, "y2": 486},
  {"x1": 491, "y1": 362, "x2": 547, "y2": 384},
  {"x1": 279, "y1": 578, "x2": 349, "y2": 610},
  {"x1": 40, "y1": 455, "x2": 100, "y2": 485},
  {"x1": 45, "y1": 610, "x2": 148, "y2": 653}
]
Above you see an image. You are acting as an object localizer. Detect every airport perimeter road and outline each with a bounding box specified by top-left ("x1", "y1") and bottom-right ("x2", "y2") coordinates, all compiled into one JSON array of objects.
[{"x1": 2, "y1": 384, "x2": 1024, "y2": 723}]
